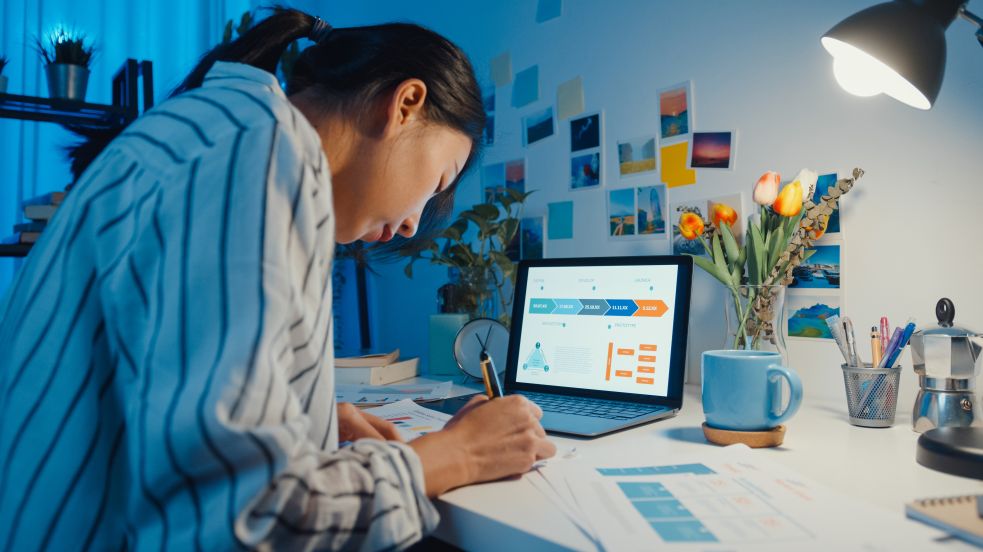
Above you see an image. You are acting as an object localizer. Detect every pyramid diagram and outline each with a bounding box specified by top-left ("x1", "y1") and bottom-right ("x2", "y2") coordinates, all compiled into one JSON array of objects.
[{"x1": 523, "y1": 342, "x2": 550, "y2": 372}]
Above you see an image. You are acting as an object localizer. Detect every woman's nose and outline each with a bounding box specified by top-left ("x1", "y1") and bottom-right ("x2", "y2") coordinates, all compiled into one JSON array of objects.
[{"x1": 398, "y1": 218, "x2": 418, "y2": 238}]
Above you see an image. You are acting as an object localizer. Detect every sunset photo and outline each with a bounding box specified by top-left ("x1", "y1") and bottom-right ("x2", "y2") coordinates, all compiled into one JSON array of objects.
[{"x1": 690, "y1": 131, "x2": 734, "y2": 169}]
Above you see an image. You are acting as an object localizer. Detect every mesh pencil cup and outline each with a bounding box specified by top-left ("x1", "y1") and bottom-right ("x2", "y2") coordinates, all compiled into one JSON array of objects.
[{"x1": 841, "y1": 363, "x2": 902, "y2": 427}]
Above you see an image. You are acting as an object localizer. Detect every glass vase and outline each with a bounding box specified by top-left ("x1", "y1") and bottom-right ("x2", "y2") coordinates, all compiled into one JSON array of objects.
[{"x1": 724, "y1": 285, "x2": 788, "y2": 365}]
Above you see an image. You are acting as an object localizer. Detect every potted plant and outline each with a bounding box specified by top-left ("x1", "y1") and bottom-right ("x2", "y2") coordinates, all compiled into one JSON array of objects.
[
  {"x1": 401, "y1": 188, "x2": 532, "y2": 328},
  {"x1": 35, "y1": 27, "x2": 95, "y2": 101},
  {"x1": 679, "y1": 167, "x2": 864, "y2": 363},
  {"x1": 0, "y1": 55, "x2": 8, "y2": 94}
]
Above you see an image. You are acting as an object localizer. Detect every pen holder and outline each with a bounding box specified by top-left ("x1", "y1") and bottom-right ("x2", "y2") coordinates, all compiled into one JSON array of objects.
[{"x1": 841, "y1": 364, "x2": 902, "y2": 428}]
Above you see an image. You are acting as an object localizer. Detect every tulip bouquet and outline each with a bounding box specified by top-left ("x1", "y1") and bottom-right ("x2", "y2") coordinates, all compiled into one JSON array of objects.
[{"x1": 679, "y1": 167, "x2": 865, "y2": 351}]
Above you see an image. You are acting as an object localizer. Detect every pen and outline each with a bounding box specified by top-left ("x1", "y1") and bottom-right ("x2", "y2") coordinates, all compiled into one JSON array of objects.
[
  {"x1": 826, "y1": 315, "x2": 852, "y2": 364},
  {"x1": 871, "y1": 327, "x2": 882, "y2": 368},
  {"x1": 883, "y1": 320, "x2": 917, "y2": 369},
  {"x1": 878, "y1": 327, "x2": 903, "y2": 368},
  {"x1": 842, "y1": 317, "x2": 860, "y2": 367},
  {"x1": 480, "y1": 351, "x2": 503, "y2": 398},
  {"x1": 879, "y1": 317, "x2": 891, "y2": 355}
]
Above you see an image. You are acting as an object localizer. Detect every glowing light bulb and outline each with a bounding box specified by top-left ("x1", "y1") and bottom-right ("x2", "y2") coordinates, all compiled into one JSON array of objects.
[{"x1": 821, "y1": 36, "x2": 931, "y2": 110}]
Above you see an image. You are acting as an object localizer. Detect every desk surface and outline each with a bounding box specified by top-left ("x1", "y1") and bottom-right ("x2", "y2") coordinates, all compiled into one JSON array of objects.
[{"x1": 426, "y1": 381, "x2": 983, "y2": 551}]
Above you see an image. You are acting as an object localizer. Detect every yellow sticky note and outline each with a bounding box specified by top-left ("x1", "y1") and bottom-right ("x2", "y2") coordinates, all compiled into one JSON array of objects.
[
  {"x1": 661, "y1": 142, "x2": 696, "y2": 188},
  {"x1": 556, "y1": 76, "x2": 585, "y2": 120}
]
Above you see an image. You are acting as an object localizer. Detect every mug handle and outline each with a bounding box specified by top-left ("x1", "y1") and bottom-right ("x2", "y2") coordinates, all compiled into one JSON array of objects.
[{"x1": 766, "y1": 365, "x2": 803, "y2": 426}]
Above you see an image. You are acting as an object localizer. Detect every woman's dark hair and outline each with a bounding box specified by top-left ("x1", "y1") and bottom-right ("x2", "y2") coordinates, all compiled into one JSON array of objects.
[{"x1": 67, "y1": 7, "x2": 484, "y2": 259}]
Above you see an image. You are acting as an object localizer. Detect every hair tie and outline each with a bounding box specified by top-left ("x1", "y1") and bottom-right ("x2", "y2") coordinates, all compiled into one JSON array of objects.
[{"x1": 309, "y1": 17, "x2": 333, "y2": 43}]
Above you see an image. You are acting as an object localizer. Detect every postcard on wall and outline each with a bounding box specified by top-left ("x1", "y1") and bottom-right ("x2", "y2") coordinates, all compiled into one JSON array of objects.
[
  {"x1": 556, "y1": 76, "x2": 585, "y2": 120},
  {"x1": 523, "y1": 105, "x2": 555, "y2": 146},
  {"x1": 548, "y1": 200, "x2": 574, "y2": 240},
  {"x1": 536, "y1": 0, "x2": 562, "y2": 23},
  {"x1": 657, "y1": 80, "x2": 693, "y2": 142},
  {"x1": 785, "y1": 291, "x2": 841, "y2": 341},
  {"x1": 669, "y1": 199, "x2": 709, "y2": 256},
  {"x1": 482, "y1": 158, "x2": 525, "y2": 203},
  {"x1": 660, "y1": 141, "x2": 696, "y2": 188},
  {"x1": 520, "y1": 216, "x2": 545, "y2": 259},
  {"x1": 689, "y1": 131, "x2": 736, "y2": 170},
  {"x1": 512, "y1": 65, "x2": 540, "y2": 108},
  {"x1": 490, "y1": 52, "x2": 512, "y2": 87},
  {"x1": 789, "y1": 242, "x2": 841, "y2": 290},
  {"x1": 618, "y1": 135, "x2": 657, "y2": 177},
  {"x1": 812, "y1": 172, "x2": 842, "y2": 242},
  {"x1": 607, "y1": 188, "x2": 636, "y2": 238},
  {"x1": 570, "y1": 111, "x2": 604, "y2": 190},
  {"x1": 636, "y1": 184, "x2": 668, "y2": 237},
  {"x1": 483, "y1": 89, "x2": 495, "y2": 146},
  {"x1": 707, "y1": 193, "x2": 744, "y2": 245}
]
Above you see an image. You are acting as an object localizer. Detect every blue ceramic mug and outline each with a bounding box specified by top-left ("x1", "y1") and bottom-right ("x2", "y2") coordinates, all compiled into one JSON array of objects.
[{"x1": 702, "y1": 350, "x2": 803, "y2": 431}]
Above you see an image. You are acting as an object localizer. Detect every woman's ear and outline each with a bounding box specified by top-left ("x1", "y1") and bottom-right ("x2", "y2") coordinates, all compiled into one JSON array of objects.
[{"x1": 383, "y1": 78, "x2": 428, "y2": 136}]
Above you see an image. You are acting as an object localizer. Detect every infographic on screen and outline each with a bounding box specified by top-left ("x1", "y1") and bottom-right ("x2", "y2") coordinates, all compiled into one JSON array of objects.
[{"x1": 515, "y1": 265, "x2": 678, "y2": 397}]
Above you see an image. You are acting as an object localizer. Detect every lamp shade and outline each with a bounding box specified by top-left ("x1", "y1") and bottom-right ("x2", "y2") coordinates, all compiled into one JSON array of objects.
[{"x1": 821, "y1": 0, "x2": 964, "y2": 109}]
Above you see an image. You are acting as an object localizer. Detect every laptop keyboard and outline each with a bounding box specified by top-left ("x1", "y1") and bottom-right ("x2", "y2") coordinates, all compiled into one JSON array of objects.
[{"x1": 518, "y1": 391, "x2": 662, "y2": 420}]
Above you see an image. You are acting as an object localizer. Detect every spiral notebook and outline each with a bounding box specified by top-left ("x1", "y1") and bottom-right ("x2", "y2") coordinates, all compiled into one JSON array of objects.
[{"x1": 906, "y1": 495, "x2": 983, "y2": 548}]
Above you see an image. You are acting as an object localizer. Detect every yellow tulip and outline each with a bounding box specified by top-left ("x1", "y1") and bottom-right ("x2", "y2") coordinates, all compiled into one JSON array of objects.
[
  {"x1": 679, "y1": 212, "x2": 705, "y2": 240},
  {"x1": 753, "y1": 171, "x2": 781, "y2": 205},
  {"x1": 711, "y1": 203, "x2": 738, "y2": 228},
  {"x1": 773, "y1": 180, "x2": 803, "y2": 217}
]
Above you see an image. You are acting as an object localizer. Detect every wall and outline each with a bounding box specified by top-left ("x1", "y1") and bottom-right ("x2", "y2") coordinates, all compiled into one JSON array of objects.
[{"x1": 302, "y1": 0, "x2": 983, "y2": 407}]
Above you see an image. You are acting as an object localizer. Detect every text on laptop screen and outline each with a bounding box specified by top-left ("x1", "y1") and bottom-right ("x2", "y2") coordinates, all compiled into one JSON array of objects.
[{"x1": 514, "y1": 264, "x2": 679, "y2": 397}]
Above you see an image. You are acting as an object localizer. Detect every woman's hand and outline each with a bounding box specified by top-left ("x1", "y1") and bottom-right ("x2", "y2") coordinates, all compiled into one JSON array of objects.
[
  {"x1": 337, "y1": 402, "x2": 403, "y2": 443},
  {"x1": 409, "y1": 394, "x2": 556, "y2": 497}
]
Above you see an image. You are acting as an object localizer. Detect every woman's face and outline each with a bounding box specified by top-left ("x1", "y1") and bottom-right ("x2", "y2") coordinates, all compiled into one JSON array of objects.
[{"x1": 320, "y1": 80, "x2": 472, "y2": 244}]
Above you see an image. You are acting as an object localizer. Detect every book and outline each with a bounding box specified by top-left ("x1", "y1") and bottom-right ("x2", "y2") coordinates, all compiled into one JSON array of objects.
[
  {"x1": 335, "y1": 349, "x2": 400, "y2": 368},
  {"x1": 906, "y1": 495, "x2": 983, "y2": 548},
  {"x1": 22, "y1": 191, "x2": 65, "y2": 207},
  {"x1": 1, "y1": 232, "x2": 40, "y2": 245},
  {"x1": 23, "y1": 204, "x2": 57, "y2": 221},
  {"x1": 13, "y1": 221, "x2": 46, "y2": 233},
  {"x1": 335, "y1": 357, "x2": 419, "y2": 386}
]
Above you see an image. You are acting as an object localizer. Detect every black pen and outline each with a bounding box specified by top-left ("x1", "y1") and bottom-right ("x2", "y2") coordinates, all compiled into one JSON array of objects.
[{"x1": 480, "y1": 351, "x2": 504, "y2": 398}]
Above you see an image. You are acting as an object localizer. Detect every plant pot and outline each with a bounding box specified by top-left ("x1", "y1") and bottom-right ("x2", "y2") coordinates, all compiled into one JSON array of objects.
[
  {"x1": 45, "y1": 63, "x2": 89, "y2": 101},
  {"x1": 724, "y1": 284, "x2": 788, "y2": 366},
  {"x1": 0, "y1": 75, "x2": 8, "y2": 94}
]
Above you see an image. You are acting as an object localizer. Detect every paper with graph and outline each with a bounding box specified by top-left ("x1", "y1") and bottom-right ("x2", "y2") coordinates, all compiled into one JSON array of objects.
[{"x1": 362, "y1": 399, "x2": 451, "y2": 441}]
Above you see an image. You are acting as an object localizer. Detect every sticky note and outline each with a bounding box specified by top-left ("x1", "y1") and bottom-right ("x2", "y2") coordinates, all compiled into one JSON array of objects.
[
  {"x1": 661, "y1": 142, "x2": 696, "y2": 188},
  {"x1": 548, "y1": 201, "x2": 574, "y2": 239},
  {"x1": 536, "y1": 0, "x2": 562, "y2": 22},
  {"x1": 512, "y1": 65, "x2": 539, "y2": 108},
  {"x1": 490, "y1": 52, "x2": 512, "y2": 87},
  {"x1": 556, "y1": 76, "x2": 585, "y2": 120}
]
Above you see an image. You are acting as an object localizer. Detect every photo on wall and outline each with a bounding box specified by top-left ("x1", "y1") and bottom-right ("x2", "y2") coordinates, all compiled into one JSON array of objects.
[
  {"x1": 689, "y1": 131, "x2": 735, "y2": 170},
  {"x1": 658, "y1": 81, "x2": 693, "y2": 141},
  {"x1": 812, "y1": 172, "x2": 842, "y2": 240},
  {"x1": 506, "y1": 159, "x2": 526, "y2": 194},
  {"x1": 786, "y1": 292, "x2": 841, "y2": 340},
  {"x1": 570, "y1": 112, "x2": 601, "y2": 152},
  {"x1": 482, "y1": 89, "x2": 495, "y2": 146},
  {"x1": 608, "y1": 188, "x2": 636, "y2": 237},
  {"x1": 789, "y1": 243, "x2": 841, "y2": 290},
  {"x1": 707, "y1": 193, "x2": 744, "y2": 245},
  {"x1": 618, "y1": 135, "x2": 657, "y2": 177},
  {"x1": 571, "y1": 152, "x2": 601, "y2": 189},
  {"x1": 523, "y1": 105, "x2": 555, "y2": 146},
  {"x1": 481, "y1": 162, "x2": 505, "y2": 204},
  {"x1": 670, "y1": 199, "x2": 708, "y2": 256},
  {"x1": 569, "y1": 111, "x2": 604, "y2": 190},
  {"x1": 636, "y1": 184, "x2": 667, "y2": 236},
  {"x1": 520, "y1": 217, "x2": 545, "y2": 259}
]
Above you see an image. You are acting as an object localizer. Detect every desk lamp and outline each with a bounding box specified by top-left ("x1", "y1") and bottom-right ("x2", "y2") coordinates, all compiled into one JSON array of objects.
[{"x1": 821, "y1": 0, "x2": 983, "y2": 109}]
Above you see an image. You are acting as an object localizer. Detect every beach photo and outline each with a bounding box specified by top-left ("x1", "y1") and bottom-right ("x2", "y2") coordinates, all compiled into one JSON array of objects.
[
  {"x1": 707, "y1": 193, "x2": 744, "y2": 245},
  {"x1": 520, "y1": 217, "x2": 544, "y2": 259},
  {"x1": 670, "y1": 200, "x2": 707, "y2": 255},
  {"x1": 608, "y1": 188, "x2": 636, "y2": 237},
  {"x1": 813, "y1": 172, "x2": 841, "y2": 236},
  {"x1": 618, "y1": 135, "x2": 657, "y2": 177},
  {"x1": 571, "y1": 152, "x2": 601, "y2": 189},
  {"x1": 570, "y1": 112, "x2": 601, "y2": 152},
  {"x1": 523, "y1": 106, "x2": 555, "y2": 146},
  {"x1": 786, "y1": 293, "x2": 841, "y2": 340},
  {"x1": 689, "y1": 131, "x2": 734, "y2": 169},
  {"x1": 636, "y1": 184, "x2": 667, "y2": 236},
  {"x1": 506, "y1": 158, "x2": 526, "y2": 194},
  {"x1": 789, "y1": 244, "x2": 841, "y2": 289},
  {"x1": 658, "y1": 81, "x2": 692, "y2": 140}
]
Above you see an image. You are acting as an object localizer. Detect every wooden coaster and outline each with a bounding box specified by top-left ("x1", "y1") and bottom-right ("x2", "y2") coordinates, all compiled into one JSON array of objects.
[{"x1": 702, "y1": 422, "x2": 786, "y2": 448}]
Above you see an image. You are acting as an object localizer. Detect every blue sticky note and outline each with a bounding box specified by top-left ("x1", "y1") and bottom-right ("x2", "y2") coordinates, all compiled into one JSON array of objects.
[
  {"x1": 536, "y1": 0, "x2": 562, "y2": 23},
  {"x1": 548, "y1": 201, "x2": 573, "y2": 240},
  {"x1": 512, "y1": 65, "x2": 539, "y2": 108}
]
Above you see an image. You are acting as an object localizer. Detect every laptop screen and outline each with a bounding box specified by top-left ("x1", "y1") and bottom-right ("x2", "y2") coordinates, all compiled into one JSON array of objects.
[{"x1": 506, "y1": 257, "x2": 691, "y2": 406}]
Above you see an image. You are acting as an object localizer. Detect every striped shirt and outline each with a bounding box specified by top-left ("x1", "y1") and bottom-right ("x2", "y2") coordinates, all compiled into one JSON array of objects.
[{"x1": 0, "y1": 61, "x2": 438, "y2": 551}]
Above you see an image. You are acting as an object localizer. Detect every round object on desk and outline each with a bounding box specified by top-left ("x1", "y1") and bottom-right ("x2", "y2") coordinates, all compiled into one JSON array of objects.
[
  {"x1": 916, "y1": 427, "x2": 983, "y2": 480},
  {"x1": 453, "y1": 318, "x2": 508, "y2": 379},
  {"x1": 702, "y1": 423, "x2": 786, "y2": 448}
]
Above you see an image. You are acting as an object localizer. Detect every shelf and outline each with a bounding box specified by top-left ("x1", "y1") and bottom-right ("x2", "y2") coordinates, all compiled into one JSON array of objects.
[
  {"x1": 0, "y1": 92, "x2": 132, "y2": 130},
  {"x1": 0, "y1": 244, "x2": 32, "y2": 258}
]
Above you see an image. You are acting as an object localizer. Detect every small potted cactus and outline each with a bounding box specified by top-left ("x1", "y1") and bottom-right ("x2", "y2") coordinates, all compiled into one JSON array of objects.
[
  {"x1": 35, "y1": 27, "x2": 95, "y2": 101},
  {"x1": 0, "y1": 55, "x2": 9, "y2": 94}
]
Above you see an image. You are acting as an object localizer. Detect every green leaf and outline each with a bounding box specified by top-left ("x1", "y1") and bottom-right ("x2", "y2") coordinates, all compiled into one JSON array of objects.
[
  {"x1": 749, "y1": 224, "x2": 765, "y2": 286},
  {"x1": 404, "y1": 262, "x2": 414, "y2": 279},
  {"x1": 767, "y1": 225, "x2": 786, "y2": 274},
  {"x1": 711, "y1": 234, "x2": 727, "y2": 273},
  {"x1": 441, "y1": 226, "x2": 462, "y2": 241},
  {"x1": 720, "y1": 223, "x2": 741, "y2": 270},
  {"x1": 473, "y1": 203, "x2": 500, "y2": 220},
  {"x1": 690, "y1": 254, "x2": 733, "y2": 287}
]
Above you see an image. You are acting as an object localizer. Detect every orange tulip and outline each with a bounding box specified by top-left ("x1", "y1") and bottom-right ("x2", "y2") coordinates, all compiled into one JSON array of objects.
[
  {"x1": 711, "y1": 203, "x2": 738, "y2": 228},
  {"x1": 679, "y1": 212, "x2": 705, "y2": 240},
  {"x1": 753, "y1": 171, "x2": 781, "y2": 205},
  {"x1": 773, "y1": 180, "x2": 803, "y2": 217}
]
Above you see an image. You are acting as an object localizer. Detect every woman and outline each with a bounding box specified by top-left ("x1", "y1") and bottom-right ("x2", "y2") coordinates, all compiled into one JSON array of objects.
[{"x1": 0, "y1": 9, "x2": 555, "y2": 551}]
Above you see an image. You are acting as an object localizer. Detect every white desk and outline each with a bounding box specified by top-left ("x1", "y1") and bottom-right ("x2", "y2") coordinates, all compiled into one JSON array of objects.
[{"x1": 429, "y1": 382, "x2": 983, "y2": 551}]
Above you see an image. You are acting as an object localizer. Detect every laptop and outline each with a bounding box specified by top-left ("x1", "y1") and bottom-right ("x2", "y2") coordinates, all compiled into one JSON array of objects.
[{"x1": 434, "y1": 255, "x2": 692, "y2": 438}]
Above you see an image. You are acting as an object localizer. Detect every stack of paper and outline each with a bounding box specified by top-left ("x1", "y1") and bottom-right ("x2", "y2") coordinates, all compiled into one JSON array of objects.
[{"x1": 335, "y1": 381, "x2": 452, "y2": 406}]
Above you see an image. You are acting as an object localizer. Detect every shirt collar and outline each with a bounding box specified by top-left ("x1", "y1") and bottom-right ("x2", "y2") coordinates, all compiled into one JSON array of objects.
[{"x1": 203, "y1": 61, "x2": 285, "y2": 96}]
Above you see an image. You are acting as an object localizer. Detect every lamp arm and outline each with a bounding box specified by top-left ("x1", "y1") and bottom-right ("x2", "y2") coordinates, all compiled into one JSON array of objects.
[{"x1": 958, "y1": 5, "x2": 983, "y2": 48}]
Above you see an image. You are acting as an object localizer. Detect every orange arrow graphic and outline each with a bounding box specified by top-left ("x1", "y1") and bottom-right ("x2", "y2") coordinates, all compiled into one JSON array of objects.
[{"x1": 633, "y1": 300, "x2": 669, "y2": 317}]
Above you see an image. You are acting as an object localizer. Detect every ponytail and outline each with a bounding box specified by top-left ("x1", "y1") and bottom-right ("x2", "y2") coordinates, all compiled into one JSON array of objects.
[{"x1": 67, "y1": 7, "x2": 316, "y2": 180}]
